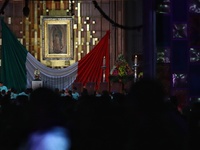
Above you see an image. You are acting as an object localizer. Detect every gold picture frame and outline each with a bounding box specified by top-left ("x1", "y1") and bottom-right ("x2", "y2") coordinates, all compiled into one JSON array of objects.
[{"x1": 40, "y1": 16, "x2": 74, "y2": 67}]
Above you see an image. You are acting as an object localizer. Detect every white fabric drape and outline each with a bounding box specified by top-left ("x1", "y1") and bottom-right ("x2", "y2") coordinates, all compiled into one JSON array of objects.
[{"x1": 26, "y1": 53, "x2": 78, "y2": 90}]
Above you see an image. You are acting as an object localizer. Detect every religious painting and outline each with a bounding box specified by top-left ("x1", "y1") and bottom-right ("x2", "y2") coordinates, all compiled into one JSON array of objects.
[
  {"x1": 41, "y1": 16, "x2": 73, "y2": 61},
  {"x1": 49, "y1": 25, "x2": 67, "y2": 54}
]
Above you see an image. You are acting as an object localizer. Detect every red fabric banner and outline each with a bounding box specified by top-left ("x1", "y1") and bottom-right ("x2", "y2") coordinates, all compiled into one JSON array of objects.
[{"x1": 75, "y1": 30, "x2": 110, "y2": 90}]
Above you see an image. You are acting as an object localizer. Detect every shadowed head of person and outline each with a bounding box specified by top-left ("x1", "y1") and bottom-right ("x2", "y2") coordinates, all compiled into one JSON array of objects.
[
  {"x1": 26, "y1": 87, "x2": 66, "y2": 131},
  {"x1": 128, "y1": 77, "x2": 166, "y2": 112}
]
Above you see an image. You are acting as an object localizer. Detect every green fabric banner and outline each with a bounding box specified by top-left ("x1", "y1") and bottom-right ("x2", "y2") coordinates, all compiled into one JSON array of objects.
[{"x1": 1, "y1": 18, "x2": 28, "y2": 92}]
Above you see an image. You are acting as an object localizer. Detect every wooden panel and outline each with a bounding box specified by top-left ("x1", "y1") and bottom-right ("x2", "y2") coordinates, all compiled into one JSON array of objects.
[
  {"x1": 110, "y1": 82, "x2": 122, "y2": 93},
  {"x1": 4, "y1": 4, "x2": 13, "y2": 16},
  {"x1": 86, "y1": 82, "x2": 96, "y2": 95},
  {"x1": 99, "y1": 82, "x2": 109, "y2": 93},
  {"x1": 13, "y1": 2, "x2": 23, "y2": 17},
  {"x1": 102, "y1": 18, "x2": 110, "y2": 31},
  {"x1": 13, "y1": 17, "x2": 23, "y2": 37}
]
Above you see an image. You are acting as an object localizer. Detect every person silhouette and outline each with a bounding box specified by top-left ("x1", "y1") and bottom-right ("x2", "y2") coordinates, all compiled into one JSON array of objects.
[
  {"x1": 19, "y1": 87, "x2": 71, "y2": 150},
  {"x1": 126, "y1": 77, "x2": 190, "y2": 150}
]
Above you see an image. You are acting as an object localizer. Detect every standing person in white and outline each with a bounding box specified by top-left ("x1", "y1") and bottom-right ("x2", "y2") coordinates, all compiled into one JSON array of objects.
[
  {"x1": 72, "y1": 87, "x2": 79, "y2": 100},
  {"x1": 0, "y1": 81, "x2": 8, "y2": 93}
]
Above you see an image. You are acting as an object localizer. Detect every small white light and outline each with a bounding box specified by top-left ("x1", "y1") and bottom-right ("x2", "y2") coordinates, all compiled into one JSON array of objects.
[
  {"x1": 8, "y1": 17, "x2": 11, "y2": 24},
  {"x1": 73, "y1": 24, "x2": 77, "y2": 29}
]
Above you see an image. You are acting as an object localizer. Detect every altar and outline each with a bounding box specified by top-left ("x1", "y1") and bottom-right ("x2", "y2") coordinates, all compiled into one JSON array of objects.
[{"x1": 109, "y1": 54, "x2": 135, "y2": 93}]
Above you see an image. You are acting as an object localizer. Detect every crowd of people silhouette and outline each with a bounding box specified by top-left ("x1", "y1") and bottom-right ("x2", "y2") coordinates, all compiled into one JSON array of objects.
[{"x1": 0, "y1": 78, "x2": 199, "y2": 150}]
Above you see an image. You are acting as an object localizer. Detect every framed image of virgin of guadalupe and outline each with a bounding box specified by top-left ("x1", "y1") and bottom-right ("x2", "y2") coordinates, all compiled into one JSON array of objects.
[{"x1": 40, "y1": 16, "x2": 73, "y2": 67}]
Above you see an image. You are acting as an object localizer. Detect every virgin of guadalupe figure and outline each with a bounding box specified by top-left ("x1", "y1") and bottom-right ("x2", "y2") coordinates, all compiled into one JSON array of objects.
[{"x1": 52, "y1": 26, "x2": 63, "y2": 53}]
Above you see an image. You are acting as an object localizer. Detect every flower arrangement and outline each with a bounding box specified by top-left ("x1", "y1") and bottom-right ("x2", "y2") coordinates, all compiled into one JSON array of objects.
[{"x1": 110, "y1": 54, "x2": 134, "y2": 83}]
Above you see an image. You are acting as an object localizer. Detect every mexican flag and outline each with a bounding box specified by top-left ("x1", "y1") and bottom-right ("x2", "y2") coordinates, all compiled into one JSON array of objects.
[
  {"x1": 1, "y1": 19, "x2": 28, "y2": 92},
  {"x1": 1, "y1": 18, "x2": 110, "y2": 92}
]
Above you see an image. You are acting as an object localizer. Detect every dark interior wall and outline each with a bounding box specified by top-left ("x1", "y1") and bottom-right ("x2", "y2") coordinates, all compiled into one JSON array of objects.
[
  {"x1": 142, "y1": 0, "x2": 156, "y2": 78},
  {"x1": 124, "y1": 0, "x2": 143, "y2": 67}
]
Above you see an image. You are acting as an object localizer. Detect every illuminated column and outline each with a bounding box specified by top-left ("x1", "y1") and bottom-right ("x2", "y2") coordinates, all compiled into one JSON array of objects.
[
  {"x1": 86, "y1": 17, "x2": 90, "y2": 54},
  {"x1": 77, "y1": 2, "x2": 82, "y2": 60},
  {"x1": 74, "y1": 24, "x2": 78, "y2": 61},
  {"x1": 52, "y1": 0, "x2": 55, "y2": 9},
  {"x1": 25, "y1": 18, "x2": 29, "y2": 51},
  {"x1": 60, "y1": 0, "x2": 64, "y2": 10},
  {"x1": 34, "y1": 1, "x2": 38, "y2": 58}
]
